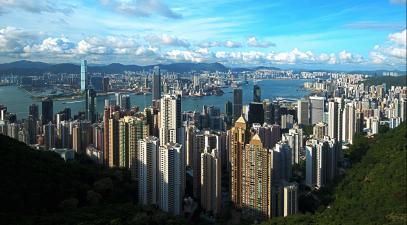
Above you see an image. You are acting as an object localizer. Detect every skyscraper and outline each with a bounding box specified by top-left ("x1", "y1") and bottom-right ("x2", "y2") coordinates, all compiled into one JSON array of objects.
[
  {"x1": 309, "y1": 96, "x2": 325, "y2": 124},
  {"x1": 120, "y1": 94, "x2": 131, "y2": 111},
  {"x1": 283, "y1": 183, "x2": 298, "y2": 217},
  {"x1": 41, "y1": 97, "x2": 53, "y2": 124},
  {"x1": 152, "y1": 66, "x2": 161, "y2": 104},
  {"x1": 328, "y1": 101, "x2": 339, "y2": 140},
  {"x1": 248, "y1": 102, "x2": 265, "y2": 125},
  {"x1": 230, "y1": 116, "x2": 248, "y2": 207},
  {"x1": 43, "y1": 122, "x2": 56, "y2": 150},
  {"x1": 233, "y1": 88, "x2": 243, "y2": 122},
  {"x1": 253, "y1": 84, "x2": 261, "y2": 102},
  {"x1": 159, "y1": 143, "x2": 185, "y2": 215},
  {"x1": 85, "y1": 88, "x2": 96, "y2": 123},
  {"x1": 80, "y1": 59, "x2": 88, "y2": 91},
  {"x1": 159, "y1": 95, "x2": 181, "y2": 145},
  {"x1": 29, "y1": 104, "x2": 39, "y2": 120},
  {"x1": 297, "y1": 99, "x2": 309, "y2": 125},
  {"x1": 241, "y1": 134, "x2": 272, "y2": 219},
  {"x1": 200, "y1": 146, "x2": 221, "y2": 215},
  {"x1": 138, "y1": 136, "x2": 160, "y2": 205},
  {"x1": 342, "y1": 103, "x2": 355, "y2": 144},
  {"x1": 263, "y1": 99, "x2": 274, "y2": 124}
]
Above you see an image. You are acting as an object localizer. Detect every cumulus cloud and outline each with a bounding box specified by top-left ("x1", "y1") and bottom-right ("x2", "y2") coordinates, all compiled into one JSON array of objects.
[
  {"x1": 145, "y1": 34, "x2": 190, "y2": 48},
  {"x1": 247, "y1": 36, "x2": 275, "y2": 48},
  {"x1": 0, "y1": 0, "x2": 73, "y2": 15},
  {"x1": 370, "y1": 29, "x2": 407, "y2": 65},
  {"x1": 100, "y1": 0, "x2": 181, "y2": 19},
  {"x1": 338, "y1": 50, "x2": 365, "y2": 64},
  {"x1": 199, "y1": 40, "x2": 242, "y2": 48},
  {"x1": 0, "y1": 26, "x2": 38, "y2": 53}
]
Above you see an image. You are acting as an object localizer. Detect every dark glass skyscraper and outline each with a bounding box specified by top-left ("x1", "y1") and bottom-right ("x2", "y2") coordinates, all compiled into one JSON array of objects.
[
  {"x1": 86, "y1": 88, "x2": 96, "y2": 123},
  {"x1": 29, "y1": 104, "x2": 39, "y2": 120},
  {"x1": 253, "y1": 84, "x2": 261, "y2": 102},
  {"x1": 41, "y1": 97, "x2": 53, "y2": 124},
  {"x1": 248, "y1": 102, "x2": 264, "y2": 125},
  {"x1": 152, "y1": 66, "x2": 161, "y2": 104},
  {"x1": 233, "y1": 88, "x2": 243, "y2": 122}
]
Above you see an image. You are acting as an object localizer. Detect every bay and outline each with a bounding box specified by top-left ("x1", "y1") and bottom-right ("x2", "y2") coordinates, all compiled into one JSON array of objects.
[{"x1": 0, "y1": 79, "x2": 311, "y2": 120}]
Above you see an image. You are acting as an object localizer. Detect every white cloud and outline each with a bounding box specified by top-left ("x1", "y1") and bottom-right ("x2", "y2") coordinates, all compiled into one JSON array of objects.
[
  {"x1": 24, "y1": 37, "x2": 76, "y2": 54},
  {"x1": 145, "y1": 34, "x2": 189, "y2": 48},
  {"x1": 369, "y1": 29, "x2": 406, "y2": 65},
  {"x1": 100, "y1": 0, "x2": 181, "y2": 19},
  {"x1": 0, "y1": 26, "x2": 38, "y2": 53},
  {"x1": 338, "y1": 50, "x2": 365, "y2": 64},
  {"x1": 247, "y1": 36, "x2": 275, "y2": 48},
  {"x1": 199, "y1": 40, "x2": 242, "y2": 48}
]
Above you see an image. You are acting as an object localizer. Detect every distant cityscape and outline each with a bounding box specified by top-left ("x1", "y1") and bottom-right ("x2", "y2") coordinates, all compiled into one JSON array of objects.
[{"x1": 0, "y1": 59, "x2": 405, "y2": 223}]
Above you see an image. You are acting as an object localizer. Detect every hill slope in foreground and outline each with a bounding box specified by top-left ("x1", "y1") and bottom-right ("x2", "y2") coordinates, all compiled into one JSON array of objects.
[
  {"x1": 0, "y1": 134, "x2": 186, "y2": 225},
  {"x1": 260, "y1": 123, "x2": 407, "y2": 225}
]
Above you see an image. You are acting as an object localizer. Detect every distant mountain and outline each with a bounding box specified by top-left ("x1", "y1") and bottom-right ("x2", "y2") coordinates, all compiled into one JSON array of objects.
[{"x1": 0, "y1": 60, "x2": 228, "y2": 75}]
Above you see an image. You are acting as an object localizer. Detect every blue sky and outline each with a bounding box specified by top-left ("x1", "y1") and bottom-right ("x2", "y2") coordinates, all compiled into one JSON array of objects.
[{"x1": 0, "y1": 0, "x2": 406, "y2": 70}]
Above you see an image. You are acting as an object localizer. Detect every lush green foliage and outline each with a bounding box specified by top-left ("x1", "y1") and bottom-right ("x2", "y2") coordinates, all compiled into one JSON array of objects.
[
  {"x1": 361, "y1": 75, "x2": 407, "y2": 87},
  {"x1": 0, "y1": 134, "x2": 186, "y2": 225},
  {"x1": 260, "y1": 122, "x2": 407, "y2": 225}
]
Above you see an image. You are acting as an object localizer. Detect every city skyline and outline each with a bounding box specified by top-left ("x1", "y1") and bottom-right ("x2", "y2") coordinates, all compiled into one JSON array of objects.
[{"x1": 0, "y1": 0, "x2": 406, "y2": 70}]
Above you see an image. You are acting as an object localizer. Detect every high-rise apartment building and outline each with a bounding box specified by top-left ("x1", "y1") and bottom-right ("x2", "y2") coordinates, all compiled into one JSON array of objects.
[
  {"x1": 200, "y1": 146, "x2": 221, "y2": 215},
  {"x1": 138, "y1": 136, "x2": 160, "y2": 205},
  {"x1": 159, "y1": 95, "x2": 181, "y2": 145},
  {"x1": 328, "y1": 101, "x2": 339, "y2": 140},
  {"x1": 309, "y1": 96, "x2": 325, "y2": 124}
]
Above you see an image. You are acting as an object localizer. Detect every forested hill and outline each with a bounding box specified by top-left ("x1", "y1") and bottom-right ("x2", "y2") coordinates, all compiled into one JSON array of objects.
[
  {"x1": 0, "y1": 134, "x2": 186, "y2": 225},
  {"x1": 259, "y1": 122, "x2": 407, "y2": 225}
]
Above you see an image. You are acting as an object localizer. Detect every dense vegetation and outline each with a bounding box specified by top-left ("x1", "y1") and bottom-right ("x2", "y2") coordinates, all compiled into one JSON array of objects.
[
  {"x1": 259, "y1": 122, "x2": 407, "y2": 225},
  {"x1": 0, "y1": 134, "x2": 186, "y2": 225},
  {"x1": 361, "y1": 75, "x2": 407, "y2": 87}
]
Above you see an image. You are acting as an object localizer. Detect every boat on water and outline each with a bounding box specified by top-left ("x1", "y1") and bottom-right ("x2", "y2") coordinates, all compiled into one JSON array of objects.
[{"x1": 63, "y1": 100, "x2": 84, "y2": 104}]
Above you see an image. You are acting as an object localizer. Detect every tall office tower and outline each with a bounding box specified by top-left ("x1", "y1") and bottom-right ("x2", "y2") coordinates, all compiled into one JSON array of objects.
[
  {"x1": 309, "y1": 96, "x2": 325, "y2": 124},
  {"x1": 248, "y1": 102, "x2": 265, "y2": 125},
  {"x1": 305, "y1": 137, "x2": 339, "y2": 189},
  {"x1": 7, "y1": 123, "x2": 18, "y2": 139},
  {"x1": 152, "y1": 66, "x2": 161, "y2": 104},
  {"x1": 102, "y1": 77, "x2": 109, "y2": 93},
  {"x1": 185, "y1": 125, "x2": 196, "y2": 167},
  {"x1": 27, "y1": 115, "x2": 37, "y2": 144},
  {"x1": 193, "y1": 131, "x2": 223, "y2": 200},
  {"x1": 108, "y1": 112, "x2": 120, "y2": 167},
  {"x1": 118, "y1": 118, "x2": 129, "y2": 168},
  {"x1": 229, "y1": 116, "x2": 249, "y2": 207},
  {"x1": 103, "y1": 107, "x2": 110, "y2": 165},
  {"x1": 280, "y1": 114, "x2": 294, "y2": 129},
  {"x1": 272, "y1": 142, "x2": 292, "y2": 182},
  {"x1": 120, "y1": 95, "x2": 131, "y2": 111},
  {"x1": 43, "y1": 122, "x2": 56, "y2": 150},
  {"x1": 138, "y1": 136, "x2": 160, "y2": 205},
  {"x1": 241, "y1": 134, "x2": 272, "y2": 219},
  {"x1": 334, "y1": 97, "x2": 344, "y2": 142},
  {"x1": 233, "y1": 88, "x2": 243, "y2": 122},
  {"x1": 328, "y1": 101, "x2": 339, "y2": 140},
  {"x1": 127, "y1": 116, "x2": 149, "y2": 179},
  {"x1": 225, "y1": 100, "x2": 233, "y2": 127},
  {"x1": 313, "y1": 122, "x2": 328, "y2": 140},
  {"x1": 256, "y1": 123, "x2": 281, "y2": 149},
  {"x1": 115, "y1": 92, "x2": 122, "y2": 107},
  {"x1": 159, "y1": 95, "x2": 181, "y2": 145},
  {"x1": 297, "y1": 99, "x2": 309, "y2": 125},
  {"x1": 282, "y1": 126, "x2": 303, "y2": 165},
  {"x1": 41, "y1": 97, "x2": 53, "y2": 124},
  {"x1": 201, "y1": 147, "x2": 221, "y2": 215},
  {"x1": 342, "y1": 103, "x2": 355, "y2": 144},
  {"x1": 29, "y1": 104, "x2": 39, "y2": 120},
  {"x1": 85, "y1": 88, "x2": 96, "y2": 123},
  {"x1": 283, "y1": 182, "x2": 298, "y2": 217},
  {"x1": 80, "y1": 59, "x2": 88, "y2": 91},
  {"x1": 263, "y1": 99, "x2": 274, "y2": 124},
  {"x1": 59, "y1": 120, "x2": 71, "y2": 148},
  {"x1": 253, "y1": 84, "x2": 261, "y2": 102},
  {"x1": 158, "y1": 143, "x2": 185, "y2": 215}
]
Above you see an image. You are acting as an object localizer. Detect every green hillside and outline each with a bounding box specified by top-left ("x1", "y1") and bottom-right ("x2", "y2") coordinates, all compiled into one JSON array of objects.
[
  {"x1": 361, "y1": 75, "x2": 407, "y2": 87},
  {"x1": 0, "y1": 134, "x2": 186, "y2": 225},
  {"x1": 260, "y1": 122, "x2": 407, "y2": 225}
]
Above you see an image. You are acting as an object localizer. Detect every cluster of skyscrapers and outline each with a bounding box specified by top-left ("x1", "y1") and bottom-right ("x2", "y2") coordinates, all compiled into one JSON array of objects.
[{"x1": 0, "y1": 63, "x2": 406, "y2": 222}]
